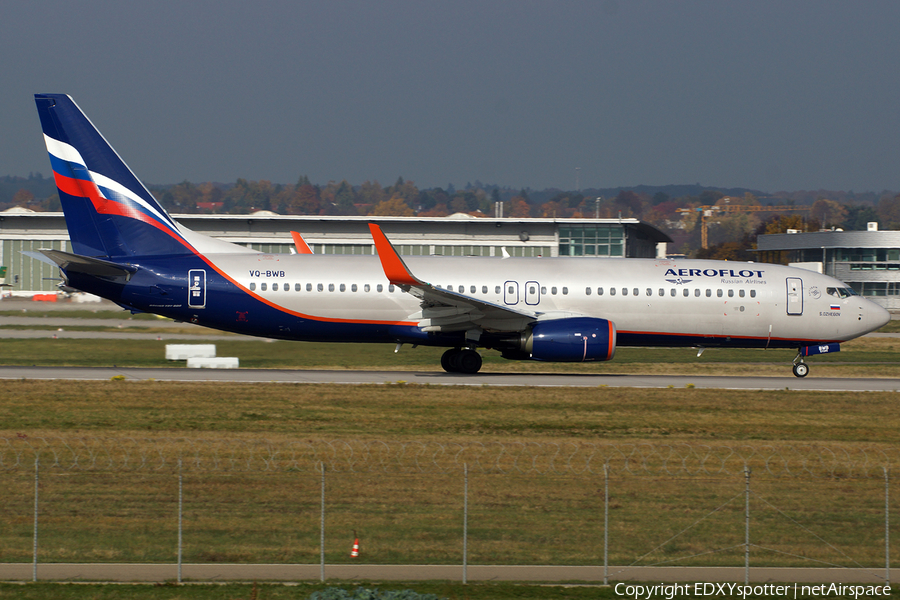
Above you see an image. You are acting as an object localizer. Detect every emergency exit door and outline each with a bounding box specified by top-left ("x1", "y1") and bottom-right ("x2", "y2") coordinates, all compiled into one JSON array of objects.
[{"x1": 786, "y1": 277, "x2": 803, "y2": 315}]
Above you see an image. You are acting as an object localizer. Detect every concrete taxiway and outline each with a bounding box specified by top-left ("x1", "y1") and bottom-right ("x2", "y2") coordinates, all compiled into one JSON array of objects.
[{"x1": 0, "y1": 365, "x2": 898, "y2": 391}]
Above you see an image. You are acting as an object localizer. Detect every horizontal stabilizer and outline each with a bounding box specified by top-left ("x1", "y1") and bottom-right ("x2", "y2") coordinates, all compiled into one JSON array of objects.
[{"x1": 35, "y1": 249, "x2": 137, "y2": 280}]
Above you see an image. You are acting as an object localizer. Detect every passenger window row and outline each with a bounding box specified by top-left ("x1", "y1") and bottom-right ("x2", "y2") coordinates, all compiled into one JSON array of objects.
[
  {"x1": 248, "y1": 280, "x2": 758, "y2": 302},
  {"x1": 589, "y1": 287, "x2": 757, "y2": 298},
  {"x1": 247, "y1": 281, "x2": 579, "y2": 297},
  {"x1": 249, "y1": 282, "x2": 397, "y2": 293}
]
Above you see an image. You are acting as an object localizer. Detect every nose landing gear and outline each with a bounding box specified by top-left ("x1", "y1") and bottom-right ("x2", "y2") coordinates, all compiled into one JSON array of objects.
[{"x1": 792, "y1": 351, "x2": 809, "y2": 378}]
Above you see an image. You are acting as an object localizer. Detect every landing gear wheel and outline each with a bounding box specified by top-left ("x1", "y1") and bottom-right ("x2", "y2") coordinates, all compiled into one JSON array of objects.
[
  {"x1": 441, "y1": 348, "x2": 460, "y2": 373},
  {"x1": 440, "y1": 348, "x2": 482, "y2": 374},
  {"x1": 792, "y1": 362, "x2": 809, "y2": 378},
  {"x1": 457, "y1": 349, "x2": 483, "y2": 374}
]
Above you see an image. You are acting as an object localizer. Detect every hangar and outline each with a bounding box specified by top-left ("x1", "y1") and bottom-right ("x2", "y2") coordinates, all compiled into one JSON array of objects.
[{"x1": 0, "y1": 210, "x2": 671, "y2": 294}]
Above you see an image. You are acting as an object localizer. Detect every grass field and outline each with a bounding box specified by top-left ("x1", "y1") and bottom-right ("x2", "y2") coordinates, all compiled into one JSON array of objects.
[
  {"x1": 1, "y1": 335, "x2": 899, "y2": 379},
  {"x1": 1, "y1": 309, "x2": 898, "y2": 598},
  {"x1": 1, "y1": 582, "x2": 612, "y2": 600},
  {"x1": 1, "y1": 381, "x2": 898, "y2": 569}
]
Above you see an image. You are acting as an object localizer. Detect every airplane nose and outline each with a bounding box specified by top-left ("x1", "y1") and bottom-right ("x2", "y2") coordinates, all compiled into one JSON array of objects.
[{"x1": 869, "y1": 302, "x2": 891, "y2": 331}]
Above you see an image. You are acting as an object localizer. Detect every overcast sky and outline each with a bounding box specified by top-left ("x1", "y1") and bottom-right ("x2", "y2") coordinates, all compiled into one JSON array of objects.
[{"x1": 3, "y1": 1, "x2": 900, "y2": 193}]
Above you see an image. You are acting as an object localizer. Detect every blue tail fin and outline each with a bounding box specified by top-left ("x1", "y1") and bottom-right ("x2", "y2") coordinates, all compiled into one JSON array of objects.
[{"x1": 35, "y1": 94, "x2": 194, "y2": 259}]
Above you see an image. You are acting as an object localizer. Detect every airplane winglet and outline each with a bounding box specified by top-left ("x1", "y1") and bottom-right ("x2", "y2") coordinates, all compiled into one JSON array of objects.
[
  {"x1": 368, "y1": 223, "x2": 422, "y2": 287},
  {"x1": 290, "y1": 231, "x2": 314, "y2": 254}
]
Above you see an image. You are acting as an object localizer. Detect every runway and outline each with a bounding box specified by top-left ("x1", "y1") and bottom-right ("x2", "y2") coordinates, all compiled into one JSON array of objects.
[{"x1": 0, "y1": 365, "x2": 898, "y2": 391}]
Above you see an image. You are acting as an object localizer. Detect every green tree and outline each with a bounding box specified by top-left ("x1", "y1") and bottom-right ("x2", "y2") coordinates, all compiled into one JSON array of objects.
[
  {"x1": 843, "y1": 205, "x2": 879, "y2": 230},
  {"x1": 357, "y1": 180, "x2": 387, "y2": 208},
  {"x1": 334, "y1": 180, "x2": 358, "y2": 215}
]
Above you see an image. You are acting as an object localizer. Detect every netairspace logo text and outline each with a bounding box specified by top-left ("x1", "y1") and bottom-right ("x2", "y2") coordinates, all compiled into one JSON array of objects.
[{"x1": 613, "y1": 582, "x2": 892, "y2": 599}]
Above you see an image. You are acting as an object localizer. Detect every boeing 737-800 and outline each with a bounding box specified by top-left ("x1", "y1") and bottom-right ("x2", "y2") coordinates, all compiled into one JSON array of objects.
[{"x1": 32, "y1": 94, "x2": 890, "y2": 376}]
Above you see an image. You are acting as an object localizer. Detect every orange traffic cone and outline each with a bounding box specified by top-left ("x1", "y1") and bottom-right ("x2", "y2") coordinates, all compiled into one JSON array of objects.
[{"x1": 350, "y1": 531, "x2": 360, "y2": 558}]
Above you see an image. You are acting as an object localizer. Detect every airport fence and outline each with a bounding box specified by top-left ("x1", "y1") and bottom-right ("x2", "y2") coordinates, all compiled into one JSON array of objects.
[{"x1": 0, "y1": 436, "x2": 896, "y2": 583}]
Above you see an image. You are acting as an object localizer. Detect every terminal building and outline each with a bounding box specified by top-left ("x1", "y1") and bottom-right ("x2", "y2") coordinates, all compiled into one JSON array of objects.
[
  {"x1": 0, "y1": 210, "x2": 671, "y2": 294},
  {"x1": 756, "y1": 223, "x2": 900, "y2": 311}
]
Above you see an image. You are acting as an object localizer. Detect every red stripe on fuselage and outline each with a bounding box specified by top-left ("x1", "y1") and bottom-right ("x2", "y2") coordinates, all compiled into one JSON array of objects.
[{"x1": 53, "y1": 170, "x2": 196, "y2": 253}]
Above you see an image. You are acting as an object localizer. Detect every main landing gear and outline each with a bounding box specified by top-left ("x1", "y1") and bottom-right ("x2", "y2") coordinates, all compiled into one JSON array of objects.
[
  {"x1": 792, "y1": 352, "x2": 809, "y2": 378},
  {"x1": 441, "y1": 348, "x2": 483, "y2": 374}
]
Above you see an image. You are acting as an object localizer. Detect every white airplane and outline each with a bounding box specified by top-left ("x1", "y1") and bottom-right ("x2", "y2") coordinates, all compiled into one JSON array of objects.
[{"x1": 33, "y1": 94, "x2": 891, "y2": 377}]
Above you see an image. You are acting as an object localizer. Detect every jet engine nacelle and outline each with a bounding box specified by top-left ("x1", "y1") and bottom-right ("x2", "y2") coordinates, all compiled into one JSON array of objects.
[{"x1": 521, "y1": 317, "x2": 617, "y2": 362}]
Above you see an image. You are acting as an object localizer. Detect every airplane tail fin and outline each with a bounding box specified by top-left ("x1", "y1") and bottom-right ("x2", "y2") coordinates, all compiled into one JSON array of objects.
[{"x1": 34, "y1": 94, "x2": 196, "y2": 259}]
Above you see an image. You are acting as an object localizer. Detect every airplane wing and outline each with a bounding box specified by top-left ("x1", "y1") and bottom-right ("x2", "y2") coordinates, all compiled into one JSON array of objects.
[{"x1": 368, "y1": 223, "x2": 537, "y2": 333}]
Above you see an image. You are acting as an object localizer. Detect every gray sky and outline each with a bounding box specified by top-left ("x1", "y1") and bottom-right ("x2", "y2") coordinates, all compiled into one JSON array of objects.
[{"x1": 3, "y1": 1, "x2": 900, "y2": 193}]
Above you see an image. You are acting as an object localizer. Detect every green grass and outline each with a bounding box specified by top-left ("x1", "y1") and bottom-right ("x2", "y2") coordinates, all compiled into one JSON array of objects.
[
  {"x1": 0, "y1": 381, "x2": 898, "y2": 571},
  {"x1": 2, "y1": 380, "x2": 900, "y2": 442},
  {"x1": 0, "y1": 336, "x2": 898, "y2": 378},
  {"x1": 0, "y1": 582, "x2": 612, "y2": 600},
  {"x1": 4, "y1": 581, "x2": 900, "y2": 599}
]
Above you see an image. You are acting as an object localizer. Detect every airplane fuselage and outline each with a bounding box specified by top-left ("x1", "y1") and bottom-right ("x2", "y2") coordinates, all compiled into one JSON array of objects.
[{"x1": 73, "y1": 252, "x2": 884, "y2": 351}]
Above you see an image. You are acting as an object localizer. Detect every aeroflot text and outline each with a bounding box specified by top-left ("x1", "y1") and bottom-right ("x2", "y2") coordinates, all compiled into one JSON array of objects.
[
  {"x1": 664, "y1": 268, "x2": 766, "y2": 279},
  {"x1": 613, "y1": 582, "x2": 891, "y2": 599}
]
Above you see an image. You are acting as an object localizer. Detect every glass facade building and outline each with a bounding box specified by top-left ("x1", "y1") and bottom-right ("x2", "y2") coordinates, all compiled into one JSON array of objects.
[{"x1": 757, "y1": 227, "x2": 900, "y2": 309}]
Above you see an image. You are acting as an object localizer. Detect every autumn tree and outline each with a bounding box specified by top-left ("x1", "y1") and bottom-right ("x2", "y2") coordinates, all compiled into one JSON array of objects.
[
  {"x1": 539, "y1": 200, "x2": 564, "y2": 218},
  {"x1": 371, "y1": 196, "x2": 415, "y2": 216},
  {"x1": 877, "y1": 194, "x2": 900, "y2": 229},
  {"x1": 810, "y1": 198, "x2": 848, "y2": 228},
  {"x1": 695, "y1": 237, "x2": 755, "y2": 261},
  {"x1": 613, "y1": 190, "x2": 644, "y2": 218},
  {"x1": 223, "y1": 179, "x2": 276, "y2": 214},
  {"x1": 11, "y1": 189, "x2": 35, "y2": 208},
  {"x1": 357, "y1": 180, "x2": 388, "y2": 209},
  {"x1": 386, "y1": 177, "x2": 419, "y2": 211},
  {"x1": 508, "y1": 196, "x2": 532, "y2": 218},
  {"x1": 417, "y1": 202, "x2": 450, "y2": 217}
]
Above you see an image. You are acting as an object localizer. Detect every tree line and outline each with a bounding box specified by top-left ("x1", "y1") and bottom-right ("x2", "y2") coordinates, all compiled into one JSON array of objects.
[{"x1": 3, "y1": 173, "x2": 900, "y2": 259}]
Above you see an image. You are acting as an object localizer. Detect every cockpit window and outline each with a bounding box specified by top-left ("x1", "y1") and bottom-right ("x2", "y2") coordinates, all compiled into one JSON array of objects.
[{"x1": 827, "y1": 287, "x2": 857, "y2": 299}]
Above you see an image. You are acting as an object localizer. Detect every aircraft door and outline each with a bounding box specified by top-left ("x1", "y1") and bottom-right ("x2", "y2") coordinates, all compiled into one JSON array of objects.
[
  {"x1": 504, "y1": 280, "x2": 519, "y2": 305},
  {"x1": 525, "y1": 280, "x2": 540, "y2": 305},
  {"x1": 786, "y1": 277, "x2": 802, "y2": 315},
  {"x1": 188, "y1": 269, "x2": 207, "y2": 308}
]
